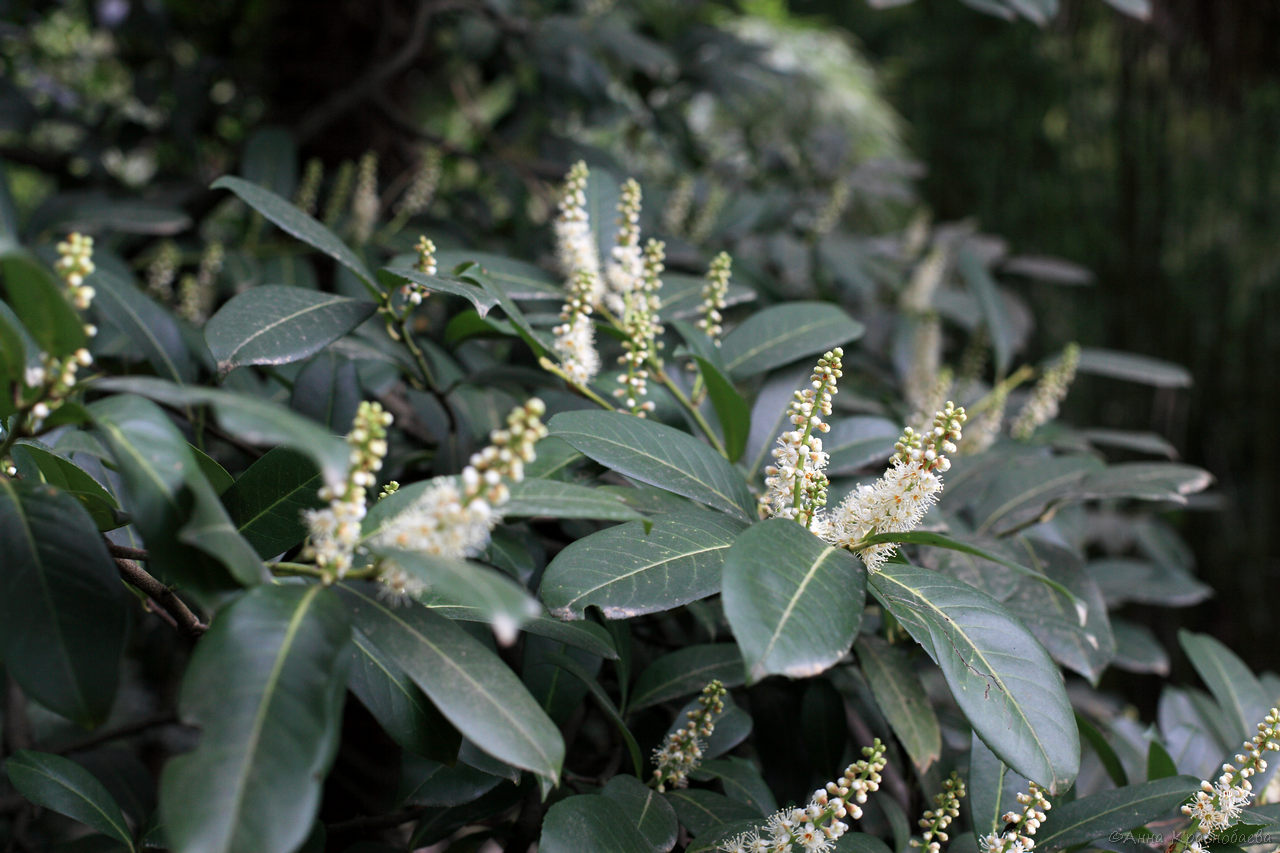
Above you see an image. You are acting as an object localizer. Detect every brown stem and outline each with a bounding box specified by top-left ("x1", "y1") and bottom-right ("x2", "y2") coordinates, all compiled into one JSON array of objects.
[
  {"x1": 114, "y1": 557, "x2": 207, "y2": 639},
  {"x1": 107, "y1": 543, "x2": 149, "y2": 561}
]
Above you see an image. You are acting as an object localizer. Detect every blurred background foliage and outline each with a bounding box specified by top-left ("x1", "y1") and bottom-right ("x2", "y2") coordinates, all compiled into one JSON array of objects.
[{"x1": 2, "y1": 0, "x2": 1274, "y2": 682}]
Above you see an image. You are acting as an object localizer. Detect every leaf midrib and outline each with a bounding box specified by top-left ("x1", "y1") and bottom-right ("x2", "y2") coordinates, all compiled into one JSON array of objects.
[
  {"x1": 13, "y1": 756, "x2": 133, "y2": 850},
  {"x1": 218, "y1": 293, "x2": 357, "y2": 369},
  {"x1": 756, "y1": 545, "x2": 841, "y2": 669},
  {"x1": 725, "y1": 314, "x2": 850, "y2": 374}
]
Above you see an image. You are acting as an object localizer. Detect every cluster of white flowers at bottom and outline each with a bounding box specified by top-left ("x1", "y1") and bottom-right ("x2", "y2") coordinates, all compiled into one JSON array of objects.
[
  {"x1": 371, "y1": 399, "x2": 547, "y2": 603},
  {"x1": 819, "y1": 403, "x2": 965, "y2": 573},
  {"x1": 301, "y1": 401, "x2": 393, "y2": 578},
  {"x1": 1177, "y1": 706, "x2": 1280, "y2": 850},
  {"x1": 720, "y1": 740, "x2": 887, "y2": 853},
  {"x1": 553, "y1": 269, "x2": 601, "y2": 385},
  {"x1": 976, "y1": 783, "x2": 1051, "y2": 853}
]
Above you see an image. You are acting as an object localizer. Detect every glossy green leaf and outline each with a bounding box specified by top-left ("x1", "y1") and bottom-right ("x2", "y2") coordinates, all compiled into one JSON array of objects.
[
  {"x1": 398, "y1": 753, "x2": 500, "y2": 807},
  {"x1": 222, "y1": 447, "x2": 324, "y2": 558},
  {"x1": 291, "y1": 350, "x2": 360, "y2": 431},
  {"x1": 426, "y1": 604, "x2": 618, "y2": 659},
  {"x1": 241, "y1": 126, "x2": 297, "y2": 197},
  {"x1": 1179, "y1": 630, "x2": 1273, "y2": 745},
  {"x1": 9, "y1": 442, "x2": 121, "y2": 530},
  {"x1": 721, "y1": 302, "x2": 864, "y2": 380},
  {"x1": 824, "y1": 416, "x2": 900, "y2": 475},
  {"x1": 1076, "y1": 712, "x2": 1128, "y2": 787},
  {"x1": 1073, "y1": 462, "x2": 1213, "y2": 504},
  {"x1": 204, "y1": 285, "x2": 374, "y2": 375},
  {"x1": 1035, "y1": 775, "x2": 1199, "y2": 850},
  {"x1": 540, "y1": 510, "x2": 745, "y2": 620},
  {"x1": 541, "y1": 651, "x2": 642, "y2": 776},
  {"x1": 349, "y1": 628, "x2": 459, "y2": 763},
  {"x1": 970, "y1": 453, "x2": 1103, "y2": 535},
  {"x1": 92, "y1": 394, "x2": 264, "y2": 588},
  {"x1": 0, "y1": 249, "x2": 86, "y2": 356},
  {"x1": 0, "y1": 301, "x2": 27, "y2": 414},
  {"x1": 339, "y1": 583, "x2": 564, "y2": 783},
  {"x1": 1110, "y1": 619, "x2": 1170, "y2": 675},
  {"x1": 665, "y1": 789, "x2": 760, "y2": 837},
  {"x1": 503, "y1": 478, "x2": 645, "y2": 523},
  {"x1": 434, "y1": 250, "x2": 560, "y2": 300},
  {"x1": 373, "y1": 550, "x2": 541, "y2": 637},
  {"x1": 212, "y1": 176, "x2": 376, "y2": 288},
  {"x1": 745, "y1": 363, "x2": 810, "y2": 480},
  {"x1": 856, "y1": 635, "x2": 942, "y2": 773},
  {"x1": 31, "y1": 192, "x2": 191, "y2": 236},
  {"x1": 630, "y1": 645, "x2": 747, "y2": 711},
  {"x1": 92, "y1": 256, "x2": 197, "y2": 383},
  {"x1": 539, "y1": 795, "x2": 651, "y2": 853},
  {"x1": 1001, "y1": 254, "x2": 1094, "y2": 284},
  {"x1": 454, "y1": 262, "x2": 552, "y2": 358},
  {"x1": 1083, "y1": 428, "x2": 1177, "y2": 458},
  {"x1": 602, "y1": 775, "x2": 680, "y2": 853},
  {"x1": 381, "y1": 266, "x2": 498, "y2": 316},
  {"x1": 5, "y1": 750, "x2": 135, "y2": 851},
  {"x1": 870, "y1": 562, "x2": 1079, "y2": 793},
  {"x1": 159, "y1": 584, "x2": 351, "y2": 853},
  {"x1": 968, "y1": 733, "x2": 1027, "y2": 837},
  {"x1": 694, "y1": 356, "x2": 750, "y2": 462},
  {"x1": 524, "y1": 638, "x2": 600, "y2": 725},
  {"x1": 692, "y1": 758, "x2": 777, "y2": 816},
  {"x1": 0, "y1": 479, "x2": 127, "y2": 726},
  {"x1": 661, "y1": 273, "x2": 754, "y2": 321},
  {"x1": 1101, "y1": 0, "x2": 1151, "y2": 18},
  {"x1": 1076, "y1": 347, "x2": 1192, "y2": 388},
  {"x1": 549, "y1": 410, "x2": 755, "y2": 520},
  {"x1": 1147, "y1": 739, "x2": 1179, "y2": 780},
  {"x1": 1086, "y1": 558, "x2": 1211, "y2": 608},
  {"x1": 723, "y1": 518, "x2": 865, "y2": 682},
  {"x1": 93, "y1": 377, "x2": 350, "y2": 488}
]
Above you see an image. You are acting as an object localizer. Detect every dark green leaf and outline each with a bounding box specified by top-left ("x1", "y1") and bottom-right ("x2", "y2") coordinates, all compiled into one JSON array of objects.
[
  {"x1": 204, "y1": 285, "x2": 374, "y2": 375},
  {"x1": 630, "y1": 645, "x2": 747, "y2": 711},
  {"x1": 5, "y1": 750, "x2": 135, "y2": 850},
  {"x1": 290, "y1": 350, "x2": 360, "y2": 431},
  {"x1": 539, "y1": 795, "x2": 651, "y2": 853},
  {"x1": 1035, "y1": 776, "x2": 1200, "y2": 850},
  {"x1": 1147, "y1": 739, "x2": 1179, "y2": 780},
  {"x1": 0, "y1": 479, "x2": 126, "y2": 726},
  {"x1": 870, "y1": 562, "x2": 1079, "y2": 793},
  {"x1": 0, "y1": 249, "x2": 86, "y2": 356},
  {"x1": 957, "y1": 248, "x2": 1014, "y2": 375},
  {"x1": 241, "y1": 126, "x2": 297, "y2": 197},
  {"x1": 541, "y1": 651, "x2": 643, "y2": 777},
  {"x1": 212, "y1": 176, "x2": 376, "y2": 288},
  {"x1": 1076, "y1": 712, "x2": 1128, "y2": 787},
  {"x1": 159, "y1": 584, "x2": 351, "y2": 853},
  {"x1": 373, "y1": 550, "x2": 541, "y2": 638},
  {"x1": 825, "y1": 417, "x2": 900, "y2": 475},
  {"x1": 664, "y1": 789, "x2": 760, "y2": 837},
  {"x1": 549, "y1": 410, "x2": 755, "y2": 520},
  {"x1": 1110, "y1": 620, "x2": 1170, "y2": 675},
  {"x1": 721, "y1": 302, "x2": 864, "y2": 380},
  {"x1": 660, "y1": 273, "x2": 754, "y2": 321},
  {"x1": 381, "y1": 266, "x2": 498, "y2": 316},
  {"x1": 692, "y1": 757, "x2": 777, "y2": 817},
  {"x1": 503, "y1": 478, "x2": 644, "y2": 523},
  {"x1": 602, "y1": 775, "x2": 680, "y2": 853},
  {"x1": 1179, "y1": 630, "x2": 1272, "y2": 745},
  {"x1": 9, "y1": 442, "x2": 121, "y2": 530},
  {"x1": 694, "y1": 356, "x2": 750, "y2": 463},
  {"x1": 349, "y1": 629, "x2": 459, "y2": 763},
  {"x1": 1086, "y1": 558, "x2": 1211, "y2": 608},
  {"x1": 222, "y1": 447, "x2": 324, "y2": 558},
  {"x1": 723, "y1": 518, "x2": 865, "y2": 682},
  {"x1": 0, "y1": 301, "x2": 28, "y2": 415},
  {"x1": 0, "y1": 160, "x2": 19, "y2": 250},
  {"x1": 339, "y1": 583, "x2": 564, "y2": 783},
  {"x1": 92, "y1": 377, "x2": 350, "y2": 488},
  {"x1": 434, "y1": 251, "x2": 560, "y2": 300},
  {"x1": 90, "y1": 260, "x2": 196, "y2": 384},
  {"x1": 540, "y1": 511, "x2": 745, "y2": 620},
  {"x1": 1073, "y1": 463, "x2": 1213, "y2": 504},
  {"x1": 397, "y1": 753, "x2": 499, "y2": 807},
  {"x1": 31, "y1": 192, "x2": 191, "y2": 236},
  {"x1": 856, "y1": 636, "x2": 942, "y2": 773}
]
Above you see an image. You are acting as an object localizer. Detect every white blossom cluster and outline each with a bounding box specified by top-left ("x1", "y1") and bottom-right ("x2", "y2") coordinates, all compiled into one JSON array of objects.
[
  {"x1": 910, "y1": 773, "x2": 966, "y2": 853},
  {"x1": 1011, "y1": 343, "x2": 1079, "y2": 439},
  {"x1": 697, "y1": 251, "x2": 733, "y2": 345},
  {"x1": 759, "y1": 349, "x2": 842, "y2": 527},
  {"x1": 820, "y1": 402, "x2": 965, "y2": 573},
  {"x1": 55, "y1": 231, "x2": 96, "y2": 309},
  {"x1": 400, "y1": 236, "x2": 437, "y2": 306},
  {"x1": 1178, "y1": 706, "x2": 1280, "y2": 849},
  {"x1": 301, "y1": 401, "x2": 393, "y2": 579},
  {"x1": 719, "y1": 739, "x2": 887, "y2": 853},
  {"x1": 652, "y1": 680, "x2": 726, "y2": 792},
  {"x1": 553, "y1": 269, "x2": 602, "y2": 385},
  {"x1": 604, "y1": 178, "x2": 644, "y2": 316},
  {"x1": 615, "y1": 239, "x2": 665, "y2": 415},
  {"x1": 371, "y1": 399, "x2": 548, "y2": 601},
  {"x1": 976, "y1": 783, "x2": 1051, "y2": 853},
  {"x1": 553, "y1": 161, "x2": 603, "y2": 307}
]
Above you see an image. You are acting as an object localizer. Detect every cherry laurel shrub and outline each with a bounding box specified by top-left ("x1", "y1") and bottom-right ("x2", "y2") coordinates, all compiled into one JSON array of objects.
[{"x1": 1, "y1": 160, "x2": 1277, "y2": 853}]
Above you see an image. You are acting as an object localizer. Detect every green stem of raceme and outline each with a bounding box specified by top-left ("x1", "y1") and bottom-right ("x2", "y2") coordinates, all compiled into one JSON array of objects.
[
  {"x1": 654, "y1": 367, "x2": 728, "y2": 459},
  {"x1": 268, "y1": 562, "x2": 380, "y2": 582},
  {"x1": 376, "y1": 293, "x2": 436, "y2": 391},
  {"x1": 538, "y1": 358, "x2": 616, "y2": 411},
  {"x1": 968, "y1": 364, "x2": 1036, "y2": 416}
]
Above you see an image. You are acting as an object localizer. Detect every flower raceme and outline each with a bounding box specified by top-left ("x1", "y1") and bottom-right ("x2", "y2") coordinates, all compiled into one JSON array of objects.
[
  {"x1": 976, "y1": 783, "x2": 1051, "y2": 853},
  {"x1": 759, "y1": 348, "x2": 842, "y2": 527},
  {"x1": 651, "y1": 680, "x2": 727, "y2": 792},
  {"x1": 911, "y1": 773, "x2": 967, "y2": 853},
  {"x1": 718, "y1": 739, "x2": 888, "y2": 853}
]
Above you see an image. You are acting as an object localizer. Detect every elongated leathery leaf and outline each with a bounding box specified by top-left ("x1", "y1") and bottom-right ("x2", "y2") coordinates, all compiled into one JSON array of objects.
[
  {"x1": 1035, "y1": 775, "x2": 1200, "y2": 850},
  {"x1": 541, "y1": 510, "x2": 745, "y2": 620},
  {"x1": 159, "y1": 584, "x2": 351, "y2": 853},
  {"x1": 205, "y1": 284, "x2": 374, "y2": 375},
  {"x1": 870, "y1": 562, "x2": 1079, "y2": 793},
  {"x1": 5, "y1": 750, "x2": 135, "y2": 851},
  {"x1": 856, "y1": 635, "x2": 942, "y2": 774},
  {"x1": 549, "y1": 410, "x2": 755, "y2": 520},
  {"x1": 540, "y1": 795, "x2": 651, "y2": 853},
  {"x1": 0, "y1": 481, "x2": 126, "y2": 726},
  {"x1": 720, "y1": 302, "x2": 863, "y2": 380},
  {"x1": 339, "y1": 583, "x2": 564, "y2": 784},
  {"x1": 723, "y1": 518, "x2": 865, "y2": 682},
  {"x1": 212, "y1": 176, "x2": 376, "y2": 288}
]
